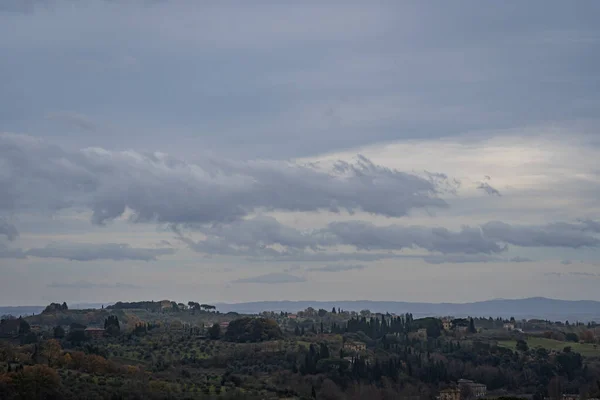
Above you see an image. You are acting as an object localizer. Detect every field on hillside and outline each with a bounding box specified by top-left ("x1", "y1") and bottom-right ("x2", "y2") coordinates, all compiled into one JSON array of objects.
[{"x1": 498, "y1": 337, "x2": 600, "y2": 357}]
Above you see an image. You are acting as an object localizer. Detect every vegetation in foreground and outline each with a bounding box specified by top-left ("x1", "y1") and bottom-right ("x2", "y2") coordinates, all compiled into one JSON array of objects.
[{"x1": 1, "y1": 301, "x2": 600, "y2": 399}]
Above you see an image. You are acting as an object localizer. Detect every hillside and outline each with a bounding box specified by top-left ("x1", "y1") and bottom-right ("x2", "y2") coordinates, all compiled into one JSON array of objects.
[{"x1": 4, "y1": 297, "x2": 600, "y2": 322}]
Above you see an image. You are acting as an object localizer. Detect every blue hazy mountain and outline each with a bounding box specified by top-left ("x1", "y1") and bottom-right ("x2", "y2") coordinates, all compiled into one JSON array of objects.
[{"x1": 216, "y1": 297, "x2": 600, "y2": 321}]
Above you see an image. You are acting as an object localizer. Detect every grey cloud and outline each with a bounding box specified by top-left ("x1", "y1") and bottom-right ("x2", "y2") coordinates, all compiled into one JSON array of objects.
[
  {"x1": 0, "y1": 243, "x2": 26, "y2": 259},
  {"x1": 323, "y1": 221, "x2": 506, "y2": 254},
  {"x1": 254, "y1": 252, "x2": 401, "y2": 263},
  {"x1": 544, "y1": 271, "x2": 600, "y2": 278},
  {"x1": 327, "y1": 219, "x2": 600, "y2": 253},
  {"x1": 178, "y1": 217, "x2": 506, "y2": 258},
  {"x1": 509, "y1": 256, "x2": 533, "y2": 263},
  {"x1": 233, "y1": 272, "x2": 306, "y2": 284},
  {"x1": 3, "y1": 2, "x2": 599, "y2": 159},
  {"x1": 569, "y1": 272, "x2": 598, "y2": 277},
  {"x1": 48, "y1": 281, "x2": 142, "y2": 289},
  {"x1": 422, "y1": 254, "x2": 535, "y2": 264},
  {"x1": 307, "y1": 264, "x2": 365, "y2": 272},
  {"x1": 176, "y1": 216, "x2": 330, "y2": 256},
  {"x1": 181, "y1": 216, "x2": 600, "y2": 262},
  {"x1": 561, "y1": 259, "x2": 572, "y2": 265},
  {"x1": 0, "y1": 134, "x2": 448, "y2": 227},
  {"x1": 476, "y1": 182, "x2": 501, "y2": 196},
  {"x1": 579, "y1": 219, "x2": 600, "y2": 232},
  {"x1": 0, "y1": 0, "x2": 47, "y2": 13},
  {"x1": 544, "y1": 272, "x2": 562, "y2": 277},
  {"x1": 422, "y1": 254, "x2": 502, "y2": 264},
  {"x1": 481, "y1": 220, "x2": 600, "y2": 248},
  {"x1": 0, "y1": 220, "x2": 18, "y2": 241},
  {"x1": 26, "y1": 242, "x2": 174, "y2": 261}
]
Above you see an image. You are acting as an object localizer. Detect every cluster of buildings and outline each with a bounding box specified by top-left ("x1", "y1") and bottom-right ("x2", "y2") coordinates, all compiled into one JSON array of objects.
[
  {"x1": 438, "y1": 379, "x2": 487, "y2": 400},
  {"x1": 441, "y1": 318, "x2": 469, "y2": 333},
  {"x1": 343, "y1": 341, "x2": 367, "y2": 354}
]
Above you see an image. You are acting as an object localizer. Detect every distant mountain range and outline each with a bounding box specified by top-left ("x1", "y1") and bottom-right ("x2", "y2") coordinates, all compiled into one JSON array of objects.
[
  {"x1": 2, "y1": 298, "x2": 599, "y2": 321},
  {"x1": 216, "y1": 297, "x2": 600, "y2": 321}
]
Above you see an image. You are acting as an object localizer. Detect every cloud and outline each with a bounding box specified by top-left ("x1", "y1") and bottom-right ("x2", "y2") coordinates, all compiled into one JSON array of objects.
[
  {"x1": 544, "y1": 271, "x2": 600, "y2": 278},
  {"x1": 177, "y1": 217, "x2": 507, "y2": 259},
  {"x1": 47, "y1": 281, "x2": 142, "y2": 289},
  {"x1": 322, "y1": 220, "x2": 506, "y2": 254},
  {"x1": 0, "y1": 220, "x2": 18, "y2": 241},
  {"x1": 0, "y1": 134, "x2": 449, "y2": 227},
  {"x1": 421, "y1": 254, "x2": 502, "y2": 264},
  {"x1": 561, "y1": 259, "x2": 572, "y2": 265},
  {"x1": 307, "y1": 264, "x2": 365, "y2": 272},
  {"x1": 254, "y1": 251, "x2": 402, "y2": 263},
  {"x1": 569, "y1": 272, "x2": 599, "y2": 277},
  {"x1": 476, "y1": 182, "x2": 501, "y2": 196},
  {"x1": 45, "y1": 111, "x2": 97, "y2": 132},
  {"x1": 481, "y1": 220, "x2": 600, "y2": 248},
  {"x1": 509, "y1": 256, "x2": 533, "y2": 263},
  {"x1": 174, "y1": 216, "x2": 330, "y2": 257},
  {"x1": 0, "y1": 0, "x2": 47, "y2": 13},
  {"x1": 178, "y1": 215, "x2": 600, "y2": 262},
  {"x1": 26, "y1": 242, "x2": 174, "y2": 261},
  {"x1": 233, "y1": 273, "x2": 306, "y2": 284},
  {"x1": 0, "y1": 243, "x2": 26, "y2": 259},
  {"x1": 422, "y1": 254, "x2": 534, "y2": 264}
]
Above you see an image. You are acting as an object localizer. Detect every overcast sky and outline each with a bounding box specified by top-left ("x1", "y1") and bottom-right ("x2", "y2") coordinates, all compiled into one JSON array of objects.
[{"x1": 1, "y1": 0, "x2": 600, "y2": 306}]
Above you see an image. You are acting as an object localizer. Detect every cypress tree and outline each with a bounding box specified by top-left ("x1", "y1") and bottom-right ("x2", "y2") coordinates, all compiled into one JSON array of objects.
[{"x1": 468, "y1": 317, "x2": 476, "y2": 333}]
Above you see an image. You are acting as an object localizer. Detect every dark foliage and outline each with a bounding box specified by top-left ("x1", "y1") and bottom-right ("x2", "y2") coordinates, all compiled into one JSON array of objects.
[{"x1": 223, "y1": 318, "x2": 283, "y2": 343}]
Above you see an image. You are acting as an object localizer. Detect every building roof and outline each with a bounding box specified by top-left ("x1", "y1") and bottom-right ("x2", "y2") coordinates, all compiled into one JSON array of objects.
[{"x1": 440, "y1": 387, "x2": 460, "y2": 393}]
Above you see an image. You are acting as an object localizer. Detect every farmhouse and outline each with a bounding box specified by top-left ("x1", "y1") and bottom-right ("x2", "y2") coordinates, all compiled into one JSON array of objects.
[
  {"x1": 343, "y1": 341, "x2": 367, "y2": 353},
  {"x1": 458, "y1": 379, "x2": 487, "y2": 398},
  {"x1": 438, "y1": 387, "x2": 460, "y2": 400},
  {"x1": 442, "y1": 319, "x2": 453, "y2": 331},
  {"x1": 84, "y1": 327, "x2": 106, "y2": 340},
  {"x1": 503, "y1": 323, "x2": 515, "y2": 331}
]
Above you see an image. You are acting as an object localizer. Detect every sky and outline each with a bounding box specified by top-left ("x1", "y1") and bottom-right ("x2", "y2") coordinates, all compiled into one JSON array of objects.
[{"x1": 1, "y1": 0, "x2": 600, "y2": 306}]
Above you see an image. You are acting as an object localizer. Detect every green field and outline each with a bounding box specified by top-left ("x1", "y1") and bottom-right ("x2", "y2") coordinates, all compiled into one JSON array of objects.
[{"x1": 498, "y1": 337, "x2": 600, "y2": 357}]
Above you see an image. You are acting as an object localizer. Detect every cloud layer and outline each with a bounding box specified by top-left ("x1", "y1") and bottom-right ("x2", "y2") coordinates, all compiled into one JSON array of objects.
[
  {"x1": 307, "y1": 264, "x2": 366, "y2": 272},
  {"x1": 0, "y1": 134, "x2": 448, "y2": 227},
  {"x1": 177, "y1": 216, "x2": 600, "y2": 262},
  {"x1": 0, "y1": 220, "x2": 18, "y2": 241},
  {"x1": 25, "y1": 242, "x2": 174, "y2": 262}
]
